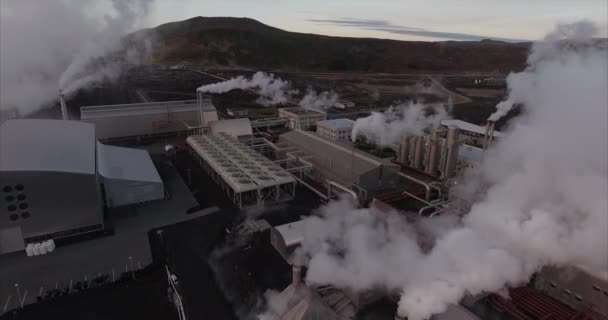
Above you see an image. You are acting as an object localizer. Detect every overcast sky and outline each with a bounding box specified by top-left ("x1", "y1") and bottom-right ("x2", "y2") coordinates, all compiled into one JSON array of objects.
[{"x1": 142, "y1": 0, "x2": 608, "y2": 41}]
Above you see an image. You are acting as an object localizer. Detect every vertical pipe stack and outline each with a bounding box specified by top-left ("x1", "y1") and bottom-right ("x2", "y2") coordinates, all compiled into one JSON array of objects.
[
  {"x1": 413, "y1": 136, "x2": 424, "y2": 169},
  {"x1": 483, "y1": 120, "x2": 495, "y2": 149},
  {"x1": 443, "y1": 126, "x2": 460, "y2": 178},
  {"x1": 425, "y1": 129, "x2": 440, "y2": 176},
  {"x1": 292, "y1": 264, "x2": 302, "y2": 288},
  {"x1": 59, "y1": 90, "x2": 68, "y2": 120},
  {"x1": 399, "y1": 135, "x2": 410, "y2": 164}
]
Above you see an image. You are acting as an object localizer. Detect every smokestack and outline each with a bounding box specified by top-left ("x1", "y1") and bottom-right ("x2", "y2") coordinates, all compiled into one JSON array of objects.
[
  {"x1": 292, "y1": 264, "x2": 302, "y2": 288},
  {"x1": 59, "y1": 90, "x2": 68, "y2": 120},
  {"x1": 442, "y1": 126, "x2": 460, "y2": 179},
  {"x1": 413, "y1": 136, "x2": 424, "y2": 169},
  {"x1": 425, "y1": 129, "x2": 440, "y2": 176},
  {"x1": 483, "y1": 120, "x2": 495, "y2": 149},
  {"x1": 399, "y1": 136, "x2": 410, "y2": 164}
]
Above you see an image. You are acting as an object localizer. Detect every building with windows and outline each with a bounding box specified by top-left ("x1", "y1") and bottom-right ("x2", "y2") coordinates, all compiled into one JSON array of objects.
[
  {"x1": 0, "y1": 119, "x2": 166, "y2": 255},
  {"x1": 278, "y1": 107, "x2": 326, "y2": 130},
  {"x1": 316, "y1": 118, "x2": 355, "y2": 141},
  {"x1": 0, "y1": 120, "x2": 103, "y2": 254}
]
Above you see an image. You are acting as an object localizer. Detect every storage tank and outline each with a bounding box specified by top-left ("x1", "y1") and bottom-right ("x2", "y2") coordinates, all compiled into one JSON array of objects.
[
  {"x1": 399, "y1": 136, "x2": 410, "y2": 164},
  {"x1": 442, "y1": 126, "x2": 460, "y2": 178},
  {"x1": 425, "y1": 129, "x2": 440, "y2": 175},
  {"x1": 413, "y1": 136, "x2": 424, "y2": 169},
  {"x1": 39, "y1": 242, "x2": 48, "y2": 255}
]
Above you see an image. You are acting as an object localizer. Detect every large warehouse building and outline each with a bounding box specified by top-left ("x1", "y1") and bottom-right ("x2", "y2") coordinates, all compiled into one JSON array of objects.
[
  {"x1": 0, "y1": 119, "x2": 166, "y2": 255},
  {"x1": 0, "y1": 120, "x2": 103, "y2": 254},
  {"x1": 279, "y1": 130, "x2": 399, "y2": 192},
  {"x1": 80, "y1": 99, "x2": 218, "y2": 141}
]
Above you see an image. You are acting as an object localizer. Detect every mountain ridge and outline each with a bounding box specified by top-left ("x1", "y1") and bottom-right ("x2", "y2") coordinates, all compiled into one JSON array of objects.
[{"x1": 127, "y1": 16, "x2": 531, "y2": 73}]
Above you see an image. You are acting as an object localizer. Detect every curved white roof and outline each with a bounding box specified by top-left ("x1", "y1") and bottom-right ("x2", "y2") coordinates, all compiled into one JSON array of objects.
[
  {"x1": 97, "y1": 142, "x2": 162, "y2": 183},
  {"x1": 0, "y1": 119, "x2": 95, "y2": 174}
]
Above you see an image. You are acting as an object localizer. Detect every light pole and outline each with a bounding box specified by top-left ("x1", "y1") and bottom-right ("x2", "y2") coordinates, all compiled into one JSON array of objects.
[{"x1": 129, "y1": 257, "x2": 135, "y2": 280}]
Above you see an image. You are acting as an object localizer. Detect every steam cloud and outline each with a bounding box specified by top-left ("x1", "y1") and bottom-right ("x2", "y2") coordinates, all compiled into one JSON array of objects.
[
  {"x1": 298, "y1": 87, "x2": 339, "y2": 110},
  {"x1": 198, "y1": 72, "x2": 340, "y2": 108},
  {"x1": 350, "y1": 103, "x2": 449, "y2": 145},
  {"x1": 0, "y1": 0, "x2": 154, "y2": 115},
  {"x1": 297, "y1": 21, "x2": 607, "y2": 320}
]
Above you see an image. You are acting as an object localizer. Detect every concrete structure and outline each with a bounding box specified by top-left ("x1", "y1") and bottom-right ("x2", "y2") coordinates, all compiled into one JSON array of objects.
[
  {"x1": 316, "y1": 118, "x2": 355, "y2": 141},
  {"x1": 97, "y1": 143, "x2": 165, "y2": 208},
  {"x1": 80, "y1": 100, "x2": 217, "y2": 140},
  {"x1": 279, "y1": 107, "x2": 326, "y2": 130},
  {"x1": 187, "y1": 133, "x2": 296, "y2": 208},
  {"x1": 534, "y1": 266, "x2": 608, "y2": 318},
  {"x1": 226, "y1": 108, "x2": 249, "y2": 118},
  {"x1": 209, "y1": 118, "x2": 253, "y2": 138},
  {"x1": 440, "y1": 119, "x2": 501, "y2": 148},
  {"x1": 0, "y1": 120, "x2": 103, "y2": 254},
  {"x1": 279, "y1": 130, "x2": 399, "y2": 192}
]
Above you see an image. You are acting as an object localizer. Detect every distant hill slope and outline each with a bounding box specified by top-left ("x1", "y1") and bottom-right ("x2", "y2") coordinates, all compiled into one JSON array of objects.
[{"x1": 128, "y1": 17, "x2": 531, "y2": 73}]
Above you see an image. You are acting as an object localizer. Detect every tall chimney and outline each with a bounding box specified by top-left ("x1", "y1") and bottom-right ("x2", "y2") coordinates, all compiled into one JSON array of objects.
[
  {"x1": 425, "y1": 129, "x2": 440, "y2": 176},
  {"x1": 59, "y1": 90, "x2": 68, "y2": 120},
  {"x1": 412, "y1": 136, "x2": 424, "y2": 169},
  {"x1": 442, "y1": 126, "x2": 460, "y2": 179},
  {"x1": 399, "y1": 136, "x2": 410, "y2": 164},
  {"x1": 292, "y1": 264, "x2": 302, "y2": 288},
  {"x1": 483, "y1": 120, "x2": 495, "y2": 149}
]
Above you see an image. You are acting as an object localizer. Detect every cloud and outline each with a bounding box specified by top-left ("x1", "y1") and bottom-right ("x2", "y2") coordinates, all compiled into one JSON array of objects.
[{"x1": 308, "y1": 17, "x2": 528, "y2": 42}]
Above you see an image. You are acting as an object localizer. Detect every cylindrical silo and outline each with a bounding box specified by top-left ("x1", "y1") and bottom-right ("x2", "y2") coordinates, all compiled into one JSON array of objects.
[
  {"x1": 443, "y1": 126, "x2": 460, "y2": 178},
  {"x1": 399, "y1": 136, "x2": 410, "y2": 164},
  {"x1": 413, "y1": 136, "x2": 425, "y2": 169},
  {"x1": 425, "y1": 129, "x2": 440, "y2": 175}
]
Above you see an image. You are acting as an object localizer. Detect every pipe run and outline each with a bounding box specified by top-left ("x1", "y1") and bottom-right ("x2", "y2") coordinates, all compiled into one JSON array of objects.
[
  {"x1": 396, "y1": 172, "x2": 440, "y2": 202},
  {"x1": 327, "y1": 180, "x2": 358, "y2": 202}
]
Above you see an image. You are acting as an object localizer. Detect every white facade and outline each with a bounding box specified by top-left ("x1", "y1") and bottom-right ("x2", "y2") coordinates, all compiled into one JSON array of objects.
[
  {"x1": 316, "y1": 118, "x2": 355, "y2": 141},
  {"x1": 279, "y1": 107, "x2": 326, "y2": 130}
]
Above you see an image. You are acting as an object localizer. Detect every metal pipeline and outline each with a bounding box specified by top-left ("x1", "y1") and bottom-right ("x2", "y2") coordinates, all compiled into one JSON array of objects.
[
  {"x1": 397, "y1": 172, "x2": 439, "y2": 202},
  {"x1": 327, "y1": 180, "x2": 358, "y2": 202}
]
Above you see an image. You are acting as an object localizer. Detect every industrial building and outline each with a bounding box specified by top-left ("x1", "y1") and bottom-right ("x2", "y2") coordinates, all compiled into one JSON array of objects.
[
  {"x1": 80, "y1": 99, "x2": 218, "y2": 141},
  {"x1": 316, "y1": 118, "x2": 355, "y2": 141},
  {"x1": 0, "y1": 120, "x2": 103, "y2": 254},
  {"x1": 534, "y1": 266, "x2": 608, "y2": 318},
  {"x1": 226, "y1": 108, "x2": 249, "y2": 118},
  {"x1": 187, "y1": 132, "x2": 296, "y2": 208},
  {"x1": 209, "y1": 118, "x2": 253, "y2": 138},
  {"x1": 0, "y1": 119, "x2": 167, "y2": 255},
  {"x1": 279, "y1": 130, "x2": 399, "y2": 193},
  {"x1": 440, "y1": 119, "x2": 501, "y2": 148},
  {"x1": 278, "y1": 107, "x2": 326, "y2": 130},
  {"x1": 97, "y1": 143, "x2": 165, "y2": 208}
]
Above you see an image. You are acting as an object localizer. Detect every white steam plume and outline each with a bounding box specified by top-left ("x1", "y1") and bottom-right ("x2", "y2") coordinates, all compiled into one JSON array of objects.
[
  {"x1": 298, "y1": 87, "x2": 339, "y2": 110},
  {"x1": 350, "y1": 102, "x2": 448, "y2": 145},
  {"x1": 198, "y1": 72, "x2": 341, "y2": 108},
  {"x1": 298, "y1": 21, "x2": 607, "y2": 320},
  {"x1": 59, "y1": 0, "x2": 154, "y2": 96},
  {"x1": 0, "y1": 0, "x2": 154, "y2": 115},
  {"x1": 198, "y1": 72, "x2": 293, "y2": 106}
]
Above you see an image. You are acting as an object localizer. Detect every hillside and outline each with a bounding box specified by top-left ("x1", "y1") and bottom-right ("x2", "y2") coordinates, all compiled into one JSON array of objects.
[{"x1": 127, "y1": 17, "x2": 531, "y2": 73}]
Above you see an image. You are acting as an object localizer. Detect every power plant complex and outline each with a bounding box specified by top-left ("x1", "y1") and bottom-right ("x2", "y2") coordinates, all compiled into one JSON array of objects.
[{"x1": 0, "y1": 84, "x2": 605, "y2": 320}]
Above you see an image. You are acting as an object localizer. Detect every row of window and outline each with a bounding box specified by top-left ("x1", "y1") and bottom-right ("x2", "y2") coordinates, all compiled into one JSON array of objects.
[{"x1": 3, "y1": 184, "x2": 25, "y2": 193}]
